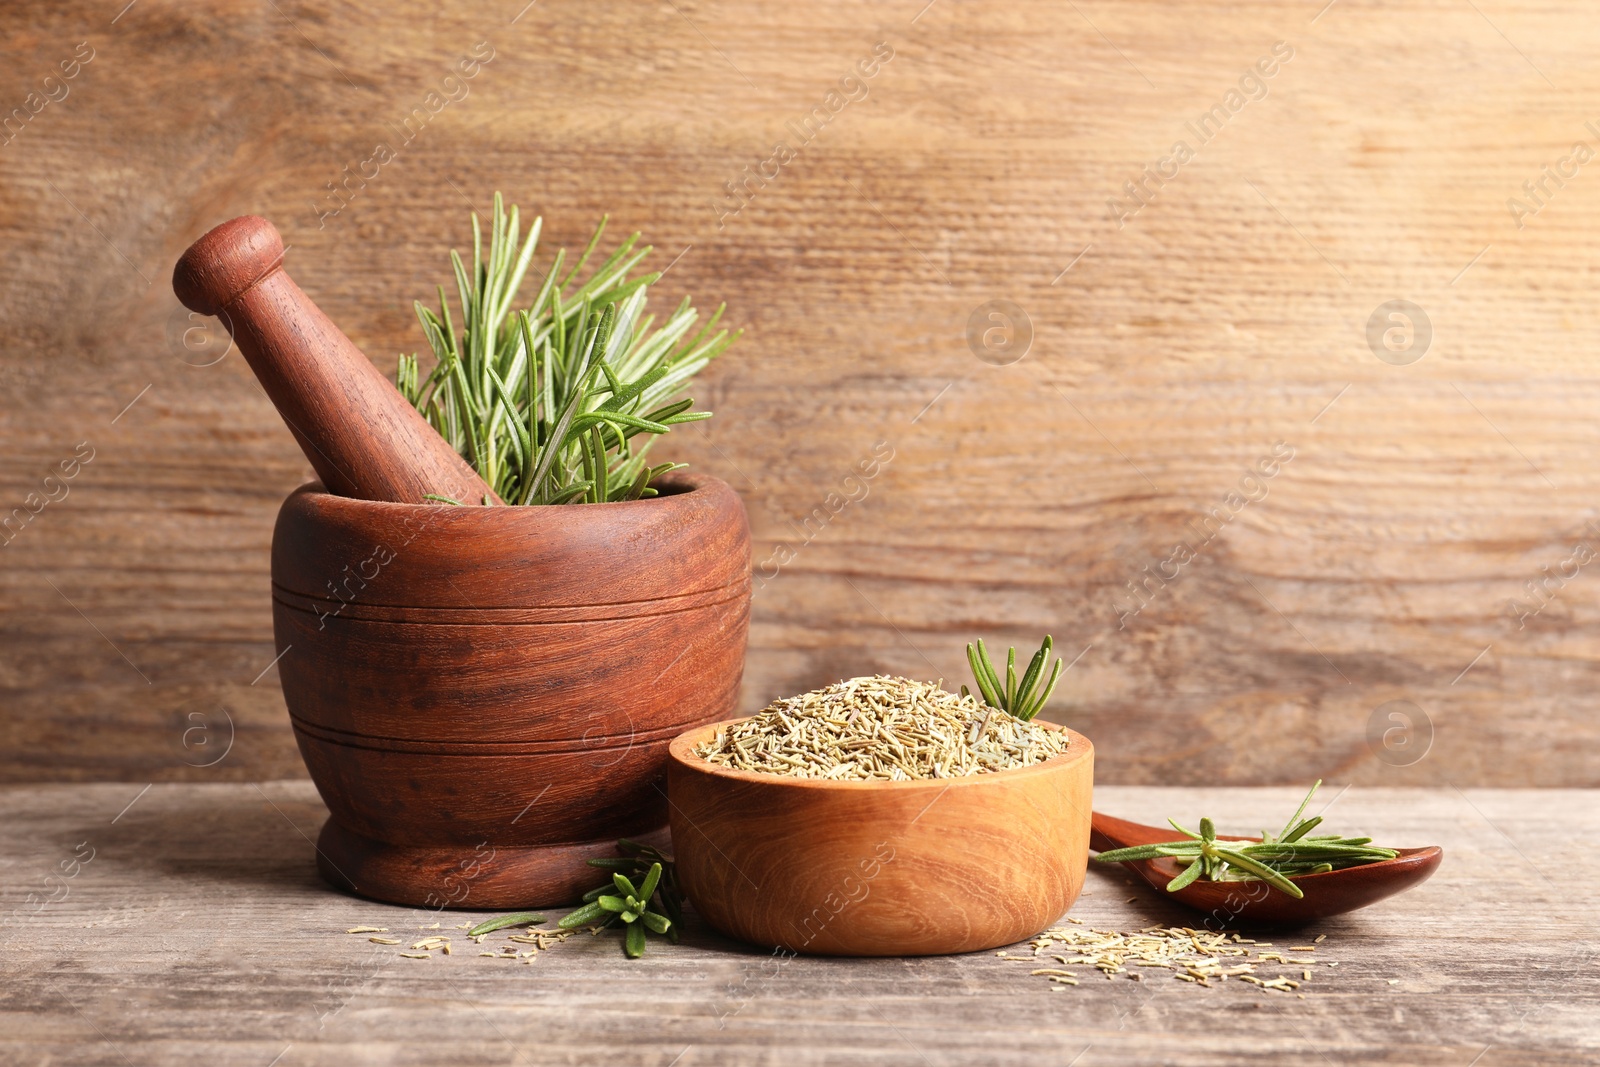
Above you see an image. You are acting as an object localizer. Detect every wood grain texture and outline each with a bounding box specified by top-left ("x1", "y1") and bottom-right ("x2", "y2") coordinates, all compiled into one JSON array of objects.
[
  {"x1": 273, "y1": 472, "x2": 750, "y2": 906},
  {"x1": 1, "y1": 783, "x2": 1594, "y2": 1065},
  {"x1": 4, "y1": 1, "x2": 1600, "y2": 785},
  {"x1": 667, "y1": 722, "x2": 1093, "y2": 956}
]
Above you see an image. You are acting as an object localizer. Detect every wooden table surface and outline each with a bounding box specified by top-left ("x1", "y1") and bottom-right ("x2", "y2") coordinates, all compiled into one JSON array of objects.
[{"x1": 3, "y1": 782, "x2": 1594, "y2": 1066}]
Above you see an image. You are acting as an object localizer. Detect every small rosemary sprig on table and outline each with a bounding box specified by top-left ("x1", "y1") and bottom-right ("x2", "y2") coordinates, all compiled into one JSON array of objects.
[
  {"x1": 557, "y1": 839, "x2": 682, "y2": 957},
  {"x1": 1093, "y1": 781, "x2": 1398, "y2": 899}
]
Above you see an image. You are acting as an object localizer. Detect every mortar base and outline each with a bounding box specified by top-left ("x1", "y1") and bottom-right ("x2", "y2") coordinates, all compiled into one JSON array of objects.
[{"x1": 315, "y1": 819, "x2": 671, "y2": 909}]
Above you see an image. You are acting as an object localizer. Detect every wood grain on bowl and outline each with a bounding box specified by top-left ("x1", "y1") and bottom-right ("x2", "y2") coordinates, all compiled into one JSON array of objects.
[{"x1": 667, "y1": 721, "x2": 1094, "y2": 956}]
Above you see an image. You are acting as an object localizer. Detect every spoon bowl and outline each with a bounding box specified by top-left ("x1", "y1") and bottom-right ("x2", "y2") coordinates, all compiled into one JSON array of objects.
[{"x1": 1090, "y1": 811, "x2": 1443, "y2": 927}]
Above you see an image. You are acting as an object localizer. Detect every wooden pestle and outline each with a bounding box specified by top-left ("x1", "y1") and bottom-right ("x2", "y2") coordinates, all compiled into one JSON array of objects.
[{"x1": 173, "y1": 216, "x2": 501, "y2": 505}]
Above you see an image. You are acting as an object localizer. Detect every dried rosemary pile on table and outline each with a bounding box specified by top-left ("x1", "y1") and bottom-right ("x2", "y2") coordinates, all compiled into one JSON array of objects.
[
  {"x1": 695, "y1": 675, "x2": 1069, "y2": 780},
  {"x1": 999, "y1": 921, "x2": 1333, "y2": 995},
  {"x1": 345, "y1": 919, "x2": 578, "y2": 963}
]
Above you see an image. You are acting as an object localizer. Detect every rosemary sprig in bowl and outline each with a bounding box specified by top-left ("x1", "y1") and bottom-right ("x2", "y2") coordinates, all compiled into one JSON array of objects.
[
  {"x1": 963, "y1": 635, "x2": 1064, "y2": 722},
  {"x1": 396, "y1": 193, "x2": 739, "y2": 505},
  {"x1": 1093, "y1": 781, "x2": 1398, "y2": 899}
]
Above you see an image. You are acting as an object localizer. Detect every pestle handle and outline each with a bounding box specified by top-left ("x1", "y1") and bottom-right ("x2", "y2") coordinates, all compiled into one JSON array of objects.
[{"x1": 174, "y1": 216, "x2": 501, "y2": 505}]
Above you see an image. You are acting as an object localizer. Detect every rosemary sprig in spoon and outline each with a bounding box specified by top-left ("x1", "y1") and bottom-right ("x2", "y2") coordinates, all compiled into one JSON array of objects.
[{"x1": 1093, "y1": 781, "x2": 1398, "y2": 899}]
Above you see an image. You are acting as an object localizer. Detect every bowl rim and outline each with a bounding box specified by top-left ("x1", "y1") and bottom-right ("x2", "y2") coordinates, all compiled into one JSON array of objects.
[{"x1": 668, "y1": 717, "x2": 1093, "y2": 791}]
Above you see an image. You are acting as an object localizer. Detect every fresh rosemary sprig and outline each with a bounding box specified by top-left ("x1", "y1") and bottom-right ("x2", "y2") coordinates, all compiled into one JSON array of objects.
[
  {"x1": 465, "y1": 912, "x2": 545, "y2": 937},
  {"x1": 397, "y1": 193, "x2": 740, "y2": 505},
  {"x1": 963, "y1": 635, "x2": 1063, "y2": 722},
  {"x1": 1093, "y1": 781, "x2": 1399, "y2": 899},
  {"x1": 557, "y1": 839, "x2": 682, "y2": 958}
]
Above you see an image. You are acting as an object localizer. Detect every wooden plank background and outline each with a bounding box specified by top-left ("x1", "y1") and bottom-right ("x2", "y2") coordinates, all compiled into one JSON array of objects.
[{"x1": 3, "y1": 0, "x2": 1599, "y2": 785}]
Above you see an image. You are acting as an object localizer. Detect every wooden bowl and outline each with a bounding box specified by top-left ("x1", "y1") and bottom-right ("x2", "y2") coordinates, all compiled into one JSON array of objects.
[
  {"x1": 666, "y1": 721, "x2": 1093, "y2": 956},
  {"x1": 271, "y1": 471, "x2": 750, "y2": 909}
]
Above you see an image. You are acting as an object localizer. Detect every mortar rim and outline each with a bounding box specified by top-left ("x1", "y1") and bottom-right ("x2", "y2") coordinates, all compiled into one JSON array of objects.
[{"x1": 282, "y1": 468, "x2": 722, "y2": 515}]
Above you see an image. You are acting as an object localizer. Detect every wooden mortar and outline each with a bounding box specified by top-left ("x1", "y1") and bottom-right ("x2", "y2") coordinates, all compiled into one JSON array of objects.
[
  {"x1": 175, "y1": 217, "x2": 751, "y2": 907},
  {"x1": 276, "y1": 472, "x2": 749, "y2": 907},
  {"x1": 667, "y1": 722, "x2": 1093, "y2": 956}
]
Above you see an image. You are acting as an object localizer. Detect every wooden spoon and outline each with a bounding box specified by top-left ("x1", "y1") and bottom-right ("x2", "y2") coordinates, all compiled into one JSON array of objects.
[{"x1": 1090, "y1": 811, "x2": 1443, "y2": 927}]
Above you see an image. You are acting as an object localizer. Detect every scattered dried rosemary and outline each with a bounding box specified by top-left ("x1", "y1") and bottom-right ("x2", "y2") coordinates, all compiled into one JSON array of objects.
[
  {"x1": 346, "y1": 919, "x2": 576, "y2": 964},
  {"x1": 1093, "y1": 781, "x2": 1399, "y2": 898},
  {"x1": 696, "y1": 675, "x2": 1069, "y2": 780},
  {"x1": 345, "y1": 843, "x2": 680, "y2": 964},
  {"x1": 999, "y1": 921, "x2": 1329, "y2": 995}
]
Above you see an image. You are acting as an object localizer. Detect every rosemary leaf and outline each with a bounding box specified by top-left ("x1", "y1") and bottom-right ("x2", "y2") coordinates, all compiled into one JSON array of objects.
[
  {"x1": 1167, "y1": 857, "x2": 1205, "y2": 892},
  {"x1": 624, "y1": 920, "x2": 647, "y2": 958},
  {"x1": 466, "y1": 912, "x2": 546, "y2": 937}
]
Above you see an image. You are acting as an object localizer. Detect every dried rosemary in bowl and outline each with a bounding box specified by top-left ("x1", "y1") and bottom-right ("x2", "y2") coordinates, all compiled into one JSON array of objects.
[{"x1": 695, "y1": 675, "x2": 1069, "y2": 781}]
